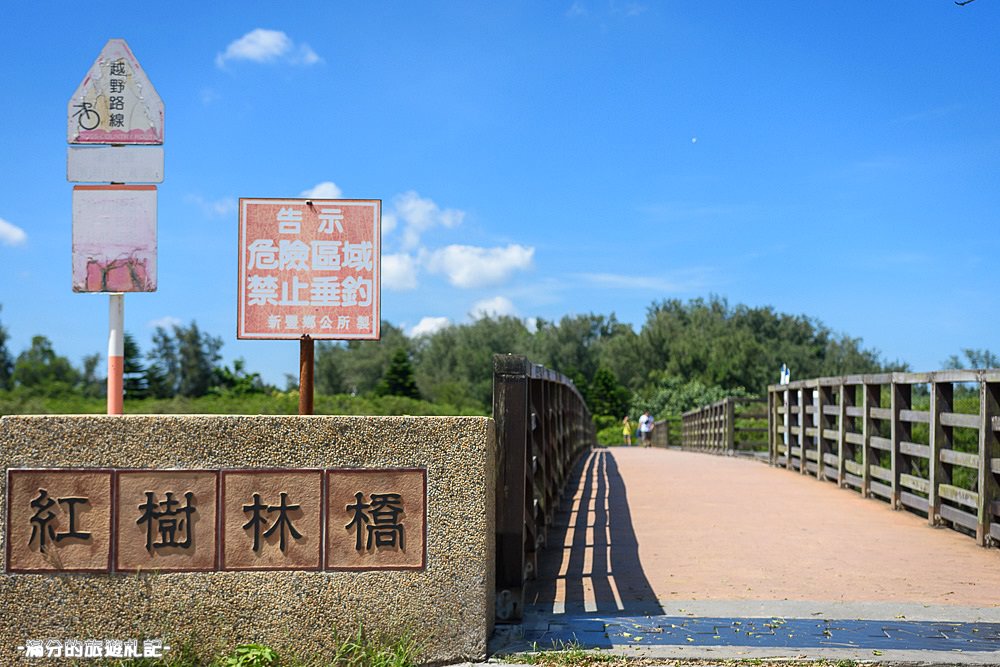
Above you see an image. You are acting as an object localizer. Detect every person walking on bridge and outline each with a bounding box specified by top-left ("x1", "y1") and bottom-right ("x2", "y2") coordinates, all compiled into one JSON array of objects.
[
  {"x1": 622, "y1": 415, "x2": 632, "y2": 446},
  {"x1": 638, "y1": 410, "x2": 654, "y2": 447}
]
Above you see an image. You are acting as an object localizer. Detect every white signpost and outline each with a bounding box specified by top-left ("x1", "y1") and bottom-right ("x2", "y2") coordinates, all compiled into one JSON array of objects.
[{"x1": 67, "y1": 39, "x2": 164, "y2": 415}]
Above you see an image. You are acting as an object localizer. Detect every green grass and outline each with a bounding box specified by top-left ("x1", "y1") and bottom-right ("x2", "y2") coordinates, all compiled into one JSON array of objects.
[
  {"x1": 0, "y1": 390, "x2": 486, "y2": 418},
  {"x1": 64, "y1": 630, "x2": 422, "y2": 667}
]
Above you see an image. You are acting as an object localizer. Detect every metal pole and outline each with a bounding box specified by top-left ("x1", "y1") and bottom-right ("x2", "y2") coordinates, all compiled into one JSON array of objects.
[
  {"x1": 107, "y1": 293, "x2": 124, "y2": 415},
  {"x1": 299, "y1": 335, "x2": 314, "y2": 415}
]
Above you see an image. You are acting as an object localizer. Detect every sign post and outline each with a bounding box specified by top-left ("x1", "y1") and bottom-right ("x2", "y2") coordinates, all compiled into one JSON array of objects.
[
  {"x1": 67, "y1": 39, "x2": 164, "y2": 414},
  {"x1": 237, "y1": 198, "x2": 381, "y2": 415}
]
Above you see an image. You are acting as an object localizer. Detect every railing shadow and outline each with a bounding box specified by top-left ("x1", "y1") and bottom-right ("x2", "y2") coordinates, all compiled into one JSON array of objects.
[{"x1": 525, "y1": 447, "x2": 663, "y2": 617}]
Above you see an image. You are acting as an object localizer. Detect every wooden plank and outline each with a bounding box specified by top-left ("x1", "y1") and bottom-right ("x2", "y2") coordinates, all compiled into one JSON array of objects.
[
  {"x1": 899, "y1": 409, "x2": 930, "y2": 424},
  {"x1": 940, "y1": 503, "x2": 978, "y2": 531},
  {"x1": 932, "y1": 369, "x2": 980, "y2": 384},
  {"x1": 991, "y1": 499, "x2": 1000, "y2": 516},
  {"x1": 991, "y1": 523, "x2": 1000, "y2": 543},
  {"x1": 845, "y1": 432, "x2": 864, "y2": 445},
  {"x1": 844, "y1": 460, "x2": 863, "y2": 475},
  {"x1": 805, "y1": 448, "x2": 819, "y2": 461},
  {"x1": 870, "y1": 436, "x2": 892, "y2": 452},
  {"x1": 869, "y1": 465, "x2": 893, "y2": 483},
  {"x1": 869, "y1": 480, "x2": 892, "y2": 499},
  {"x1": 900, "y1": 473, "x2": 930, "y2": 493},
  {"x1": 940, "y1": 412, "x2": 980, "y2": 430},
  {"x1": 870, "y1": 407, "x2": 891, "y2": 420},
  {"x1": 939, "y1": 449, "x2": 979, "y2": 469},
  {"x1": 822, "y1": 428, "x2": 839, "y2": 441},
  {"x1": 823, "y1": 405, "x2": 840, "y2": 416},
  {"x1": 791, "y1": 446, "x2": 802, "y2": 457},
  {"x1": 900, "y1": 492, "x2": 929, "y2": 512},
  {"x1": 939, "y1": 484, "x2": 979, "y2": 510},
  {"x1": 993, "y1": 416, "x2": 1000, "y2": 431},
  {"x1": 844, "y1": 472, "x2": 863, "y2": 489},
  {"x1": 899, "y1": 441, "x2": 930, "y2": 459},
  {"x1": 823, "y1": 452, "x2": 839, "y2": 466},
  {"x1": 845, "y1": 406, "x2": 863, "y2": 418},
  {"x1": 806, "y1": 461, "x2": 818, "y2": 474}
]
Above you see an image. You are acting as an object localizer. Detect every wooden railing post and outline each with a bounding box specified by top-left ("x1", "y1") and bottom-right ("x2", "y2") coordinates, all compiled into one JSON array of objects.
[
  {"x1": 492, "y1": 354, "x2": 529, "y2": 620},
  {"x1": 837, "y1": 383, "x2": 848, "y2": 487},
  {"x1": 785, "y1": 388, "x2": 794, "y2": 470},
  {"x1": 929, "y1": 377, "x2": 953, "y2": 527},
  {"x1": 890, "y1": 379, "x2": 911, "y2": 510},
  {"x1": 725, "y1": 397, "x2": 736, "y2": 454},
  {"x1": 861, "y1": 380, "x2": 878, "y2": 498},
  {"x1": 977, "y1": 374, "x2": 1000, "y2": 545},
  {"x1": 797, "y1": 387, "x2": 807, "y2": 474},
  {"x1": 768, "y1": 389, "x2": 776, "y2": 465}
]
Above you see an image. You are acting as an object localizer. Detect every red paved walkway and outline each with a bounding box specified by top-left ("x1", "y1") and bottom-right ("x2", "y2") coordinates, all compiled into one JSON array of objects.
[{"x1": 527, "y1": 447, "x2": 1000, "y2": 614}]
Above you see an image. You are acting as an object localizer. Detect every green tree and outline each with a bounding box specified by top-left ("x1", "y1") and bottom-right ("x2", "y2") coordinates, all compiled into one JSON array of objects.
[
  {"x1": 945, "y1": 348, "x2": 1000, "y2": 370},
  {"x1": 315, "y1": 322, "x2": 410, "y2": 396},
  {"x1": 214, "y1": 358, "x2": 268, "y2": 396},
  {"x1": 123, "y1": 332, "x2": 149, "y2": 399},
  {"x1": 587, "y1": 366, "x2": 631, "y2": 418},
  {"x1": 145, "y1": 322, "x2": 224, "y2": 397},
  {"x1": 80, "y1": 352, "x2": 104, "y2": 399},
  {"x1": 0, "y1": 305, "x2": 13, "y2": 390},
  {"x1": 11, "y1": 336, "x2": 80, "y2": 395},
  {"x1": 375, "y1": 348, "x2": 421, "y2": 399},
  {"x1": 414, "y1": 316, "x2": 533, "y2": 410},
  {"x1": 176, "y1": 322, "x2": 222, "y2": 397}
]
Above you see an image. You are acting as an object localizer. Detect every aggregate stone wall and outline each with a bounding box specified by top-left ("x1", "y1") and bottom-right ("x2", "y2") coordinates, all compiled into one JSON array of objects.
[{"x1": 0, "y1": 415, "x2": 496, "y2": 666}]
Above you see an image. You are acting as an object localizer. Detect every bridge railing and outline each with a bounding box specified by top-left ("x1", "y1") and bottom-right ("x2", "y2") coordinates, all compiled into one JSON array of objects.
[
  {"x1": 768, "y1": 370, "x2": 1000, "y2": 547},
  {"x1": 681, "y1": 397, "x2": 769, "y2": 456},
  {"x1": 492, "y1": 354, "x2": 596, "y2": 621}
]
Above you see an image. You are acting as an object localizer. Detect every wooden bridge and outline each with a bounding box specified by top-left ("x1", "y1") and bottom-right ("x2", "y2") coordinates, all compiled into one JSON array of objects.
[{"x1": 490, "y1": 357, "x2": 1000, "y2": 661}]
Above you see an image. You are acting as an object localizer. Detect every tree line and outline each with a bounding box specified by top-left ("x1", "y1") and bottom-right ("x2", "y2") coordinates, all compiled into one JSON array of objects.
[{"x1": 2, "y1": 297, "x2": 994, "y2": 427}]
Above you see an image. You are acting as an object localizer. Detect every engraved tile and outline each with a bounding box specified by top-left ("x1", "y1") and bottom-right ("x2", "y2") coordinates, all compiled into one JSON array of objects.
[
  {"x1": 222, "y1": 470, "x2": 323, "y2": 570},
  {"x1": 6, "y1": 469, "x2": 112, "y2": 573},
  {"x1": 115, "y1": 470, "x2": 218, "y2": 572},
  {"x1": 326, "y1": 468, "x2": 425, "y2": 570}
]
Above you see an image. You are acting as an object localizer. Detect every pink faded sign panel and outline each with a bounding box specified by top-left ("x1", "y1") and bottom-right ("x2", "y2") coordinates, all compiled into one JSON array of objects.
[
  {"x1": 238, "y1": 198, "x2": 381, "y2": 340},
  {"x1": 72, "y1": 185, "x2": 157, "y2": 293},
  {"x1": 68, "y1": 39, "x2": 164, "y2": 145}
]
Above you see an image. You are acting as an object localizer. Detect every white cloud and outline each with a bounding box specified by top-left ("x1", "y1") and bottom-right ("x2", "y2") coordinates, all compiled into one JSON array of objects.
[
  {"x1": 426, "y1": 244, "x2": 534, "y2": 288},
  {"x1": 299, "y1": 181, "x2": 343, "y2": 199},
  {"x1": 186, "y1": 195, "x2": 237, "y2": 218},
  {"x1": 409, "y1": 317, "x2": 451, "y2": 337},
  {"x1": 216, "y1": 29, "x2": 322, "y2": 68},
  {"x1": 0, "y1": 217, "x2": 27, "y2": 246},
  {"x1": 382, "y1": 253, "x2": 419, "y2": 291},
  {"x1": 578, "y1": 271, "x2": 705, "y2": 292},
  {"x1": 388, "y1": 191, "x2": 465, "y2": 251},
  {"x1": 148, "y1": 316, "x2": 182, "y2": 330},
  {"x1": 471, "y1": 296, "x2": 518, "y2": 319}
]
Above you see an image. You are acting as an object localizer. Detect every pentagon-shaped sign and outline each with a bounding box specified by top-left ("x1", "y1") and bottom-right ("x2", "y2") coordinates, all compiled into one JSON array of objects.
[{"x1": 68, "y1": 39, "x2": 163, "y2": 145}]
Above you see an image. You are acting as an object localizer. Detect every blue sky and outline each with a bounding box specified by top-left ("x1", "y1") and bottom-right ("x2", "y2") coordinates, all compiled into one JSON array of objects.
[{"x1": 1, "y1": 1, "x2": 998, "y2": 387}]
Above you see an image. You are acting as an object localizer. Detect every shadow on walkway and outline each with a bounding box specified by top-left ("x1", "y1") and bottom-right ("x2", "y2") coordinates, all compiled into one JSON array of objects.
[{"x1": 525, "y1": 447, "x2": 663, "y2": 617}]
